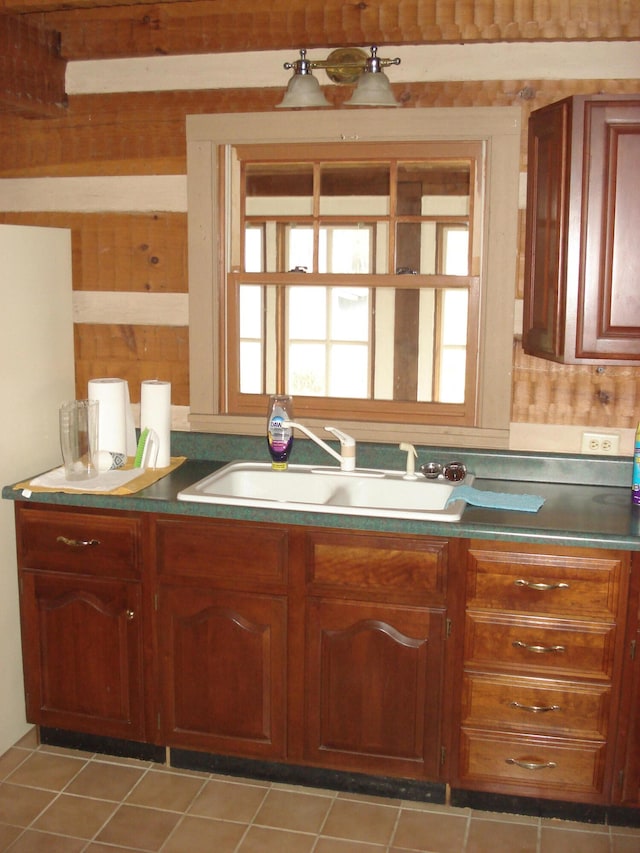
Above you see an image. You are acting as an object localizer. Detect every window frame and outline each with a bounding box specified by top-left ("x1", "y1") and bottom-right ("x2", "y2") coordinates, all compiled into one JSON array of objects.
[{"x1": 186, "y1": 108, "x2": 520, "y2": 448}]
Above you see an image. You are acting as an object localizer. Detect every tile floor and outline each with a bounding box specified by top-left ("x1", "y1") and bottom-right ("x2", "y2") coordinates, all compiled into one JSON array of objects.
[{"x1": 1, "y1": 730, "x2": 639, "y2": 852}]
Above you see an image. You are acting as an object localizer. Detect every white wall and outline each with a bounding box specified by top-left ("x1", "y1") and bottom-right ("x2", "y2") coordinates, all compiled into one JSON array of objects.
[{"x1": 0, "y1": 225, "x2": 75, "y2": 756}]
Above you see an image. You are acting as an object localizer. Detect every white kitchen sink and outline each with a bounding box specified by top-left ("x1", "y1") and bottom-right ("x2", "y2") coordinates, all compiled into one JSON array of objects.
[{"x1": 177, "y1": 462, "x2": 473, "y2": 522}]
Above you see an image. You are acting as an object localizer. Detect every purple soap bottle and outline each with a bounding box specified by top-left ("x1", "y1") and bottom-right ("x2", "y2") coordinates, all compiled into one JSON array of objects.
[{"x1": 267, "y1": 395, "x2": 294, "y2": 470}]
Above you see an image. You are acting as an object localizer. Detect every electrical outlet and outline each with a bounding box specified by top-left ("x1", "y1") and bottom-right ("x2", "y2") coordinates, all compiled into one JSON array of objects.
[{"x1": 581, "y1": 431, "x2": 621, "y2": 455}]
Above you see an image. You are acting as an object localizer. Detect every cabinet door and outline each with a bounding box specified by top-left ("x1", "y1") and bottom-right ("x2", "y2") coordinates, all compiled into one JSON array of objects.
[
  {"x1": 305, "y1": 598, "x2": 444, "y2": 779},
  {"x1": 522, "y1": 97, "x2": 570, "y2": 361},
  {"x1": 20, "y1": 572, "x2": 145, "y2": 740},
  {"x1": 158, "y1": 585, "x2": 287, "y2": 759},
  {"x1": 524, "y1": 95, "x2": 640, "y2": 363},
  {"x1": 577, "y1": 99, "x2": 640, "y2": 359}
]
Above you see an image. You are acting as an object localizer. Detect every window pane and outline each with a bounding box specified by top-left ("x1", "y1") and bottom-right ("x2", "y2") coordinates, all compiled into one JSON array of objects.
[
  {"x1": 239, "y1": 342, "x2": 262, "y2": 394},
  {"x1": 239, "y1": 285, "x2": 262, "y2": 338},
  {"x1": 442, "y1": 289, "x2": 468, "y2": 346},
  {"x1": 321, "y1": 225, "x2": 373, "y2": 274},
  {"x1": 244, "y1": 226, "x2": 264, "y2": 272},
  {"x1": 439, "y1": 348, "x2": 466, "y2": 403},
  {"x1": 245, "y1": 163, "x2": 313, "y2": 216},
  {"x1": 329, "y1": 344, "x2": 369, "y2": 398},
  {"x1": 319, "y1": 164, "x2": 389, "y2": 216},
  {"x1": 287, "y1": 226, "x2": 314, "y2": 272},
  {"x1": 397, "y1": 163, "x2": 470, "y2": 216},
  {"x1": 395, "y1": 222, "x2": 426, "y2": 274},
  {"x1": 442, "y1": 227, "x2": 469, "y2": 275},
  {"x1": 288, "y1": 287, "x2": 326, "y2": 339},
  {"x1": 330, "y1": 288, "x2": 369, "y2": 341},
  {"x1": 288, "y1": 342, "x2": 326, "y2": 396}
]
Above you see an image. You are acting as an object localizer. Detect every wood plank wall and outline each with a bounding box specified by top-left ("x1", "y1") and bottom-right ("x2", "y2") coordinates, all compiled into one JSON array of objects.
[{"x1": 0, "y1": 3, "x2": 639, "y2": 429}]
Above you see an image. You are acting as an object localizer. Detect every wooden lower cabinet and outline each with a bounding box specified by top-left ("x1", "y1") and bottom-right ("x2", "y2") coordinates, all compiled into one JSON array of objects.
[
  {"x1": 301, "y1": 529, "x2": 453, "y2": 780},
  {"x1": 20, "y1": 572, "x2": 145, "y2": 739},
  {"x1": 16, "y1": 505, "x2": 147, "y2": 741},
  {"x1": 154, "y1": 516, "x2": 288, "y2": 759},
  {"x1": 454, "y1": 540, "x2": 629, "y2": 804},
  {"x1": 15, "y1": 503, "x2": 640, "y2": 810},
  {"x1": 304, "y1": 597, "x2": 445, "y2": 778},
  {"x1": 157, "y1": 584, "x2": 287, "y2": 758}
]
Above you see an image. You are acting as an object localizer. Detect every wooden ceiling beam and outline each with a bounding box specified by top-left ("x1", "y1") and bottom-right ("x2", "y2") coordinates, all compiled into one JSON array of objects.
[
  {"x1": 2, "y1": 1, "x2": 639, "y2": 67},
  {"x1": 0, "y1": 14, "x2": 66, "y2": 116}
]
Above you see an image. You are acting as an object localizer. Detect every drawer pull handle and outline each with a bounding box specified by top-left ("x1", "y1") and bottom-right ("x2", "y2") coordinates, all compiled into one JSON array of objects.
[
  {"x1": 126, "y1": 609, "x2": 135, "y2": 621},
  {"x1": 509, "y1": 701, "x2": 561, "y2": 714},
  {"x1": 514, "y1": 579, "x2": 569, "y2": 591},
  {"x1": 512, "y1": 641, "x2": 566, "y2": 654},
  {"x1": 505, "y1": 758, "x2": 557, "y2": 771},
  {"x1": 56, "y1": 536, "x2": 100, "y2": 548}
]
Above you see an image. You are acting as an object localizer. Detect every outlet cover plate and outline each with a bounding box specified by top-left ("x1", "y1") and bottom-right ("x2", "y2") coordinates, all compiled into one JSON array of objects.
[{"x1": 581, "y1": 431, "x2": 621, "y2": 455}]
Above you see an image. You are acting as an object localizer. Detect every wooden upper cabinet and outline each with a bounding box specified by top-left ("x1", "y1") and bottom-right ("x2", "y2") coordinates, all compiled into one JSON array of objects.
[{"x1": 523, "y1": 95, "x2": 640, "y2": 364}]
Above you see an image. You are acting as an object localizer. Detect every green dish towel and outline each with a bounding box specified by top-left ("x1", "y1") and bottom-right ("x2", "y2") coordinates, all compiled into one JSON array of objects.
[{"x1": 448, "y1": 485, "x2": 545, "y2": 513}]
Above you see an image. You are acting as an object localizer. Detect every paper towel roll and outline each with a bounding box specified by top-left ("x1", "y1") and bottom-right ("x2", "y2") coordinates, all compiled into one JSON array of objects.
[
  {"x1": 88, "y1": 378, "x2": 128, "y2": 456},
  {"x1": 140, "y1": 380, "x2": 171, "y2": 468}
]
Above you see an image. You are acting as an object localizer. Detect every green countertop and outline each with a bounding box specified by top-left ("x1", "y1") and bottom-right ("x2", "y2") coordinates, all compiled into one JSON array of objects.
[{"x1": 4, "y1": 433, "x2": 640, "y2": 550}]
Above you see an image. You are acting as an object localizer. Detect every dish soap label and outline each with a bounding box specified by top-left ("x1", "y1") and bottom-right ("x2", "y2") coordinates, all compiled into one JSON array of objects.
[
  {"x1": 633, "y1": 423, "x2": 640, "y2": 505},
  {"x1": 267, "y1": 395, "x2": 294, "y2": 470}
]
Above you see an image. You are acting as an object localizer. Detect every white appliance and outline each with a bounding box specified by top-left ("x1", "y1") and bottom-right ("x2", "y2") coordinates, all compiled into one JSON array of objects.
[{"x1": 0, "y1": 224, "x2": 75, "y2": 756}]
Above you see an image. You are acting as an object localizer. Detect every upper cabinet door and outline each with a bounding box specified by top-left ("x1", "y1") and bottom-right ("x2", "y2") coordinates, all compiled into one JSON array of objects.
[{"x1": 523, "y1": 95, "x2": 640, "y2": 364}]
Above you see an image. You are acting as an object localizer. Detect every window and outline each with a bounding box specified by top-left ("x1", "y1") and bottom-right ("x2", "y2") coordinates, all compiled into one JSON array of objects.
[
  {"x1": 187, "y1": 108, "x2": 520, "y2": 448},
  {"x1": 229, "y1": 145, "x2": 479, "y2": 426}
]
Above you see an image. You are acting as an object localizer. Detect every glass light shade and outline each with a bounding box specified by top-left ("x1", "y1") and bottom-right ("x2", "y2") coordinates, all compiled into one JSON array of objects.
[
  {"x1": 276, "y1": 73, "x2": 331, "y2": 109},
  {"x1": 344, "y1": 70, "x2": 399, "y2": 107}
]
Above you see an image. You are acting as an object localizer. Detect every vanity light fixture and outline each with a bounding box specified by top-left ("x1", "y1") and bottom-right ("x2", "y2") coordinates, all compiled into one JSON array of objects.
[{"x1": 276, "y1": 46, "x2": 401, "y2": 109}]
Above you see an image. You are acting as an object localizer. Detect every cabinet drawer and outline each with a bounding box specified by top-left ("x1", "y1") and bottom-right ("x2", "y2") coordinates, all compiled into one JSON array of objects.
[
  {"x1": 462, "y1": 672, "x2": 610, "y2": 740},
  {"x1": 459, "y1": 730, "x2": 606, "y2": 797},
  {"x1": 307, "y1": 530, "x2": 447, "y2": 602},
  {"x1": 464, "y1": 612, "x2": 615, "y2": 679},
  {"x1": 156, "y1": 517, "x2": 287, "y2": 588},
  {"x1": 17, "y1": 507, "x2": 141, "y2": 579},
  {"x1": 467, "y1": 541, "x2": 623, "y2": 620}
]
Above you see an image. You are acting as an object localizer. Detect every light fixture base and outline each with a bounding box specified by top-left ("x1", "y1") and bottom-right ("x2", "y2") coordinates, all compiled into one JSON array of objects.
[{"x1": 324, "y1": 48, "x2": 369, "y2": 84}]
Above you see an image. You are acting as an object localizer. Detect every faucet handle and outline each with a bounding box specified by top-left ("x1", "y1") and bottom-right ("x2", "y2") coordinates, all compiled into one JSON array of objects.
[
  {"x1": 325, "y1": 427, "x2": 356, "y2": 471},
  {"x1": 325, "y1": 426, "x2": 355, "y2": 447}
]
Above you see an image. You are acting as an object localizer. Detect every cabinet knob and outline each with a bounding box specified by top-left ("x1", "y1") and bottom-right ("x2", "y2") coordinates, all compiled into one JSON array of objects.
[
  {"x1": 505, "y1": 757, "x2": 557, "y2": 771},
  {"x1": 509, "y1": 701, "x2": 561, "y2": 714},
  {"x1": 56, "y1": 535, "x2": 100, "y2": 548},
  {"x1": 513, "y1": 579, "x2": 569, "y2": 591},
  {"x1": 126, "y1": 610, "x2": 135, "y2": 621},
  {"x1": 512, "y1": 641, "x2": 565, "y2": 654}
]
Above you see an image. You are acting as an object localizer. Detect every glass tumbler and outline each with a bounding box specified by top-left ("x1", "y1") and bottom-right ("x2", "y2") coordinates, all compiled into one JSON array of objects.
[{"x1": 59, "y1": 399, "x2": 99, "y2": 480}]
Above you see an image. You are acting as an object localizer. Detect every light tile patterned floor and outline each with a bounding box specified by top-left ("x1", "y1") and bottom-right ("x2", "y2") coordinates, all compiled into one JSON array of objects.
[{"x1": 0, "y1": 729, "x2": 639, "y2": 852}]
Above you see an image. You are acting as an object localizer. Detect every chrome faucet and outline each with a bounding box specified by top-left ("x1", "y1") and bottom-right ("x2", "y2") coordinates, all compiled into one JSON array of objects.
[{"x1": 283, "y1": 421, "x2": 356, "y2": 472}]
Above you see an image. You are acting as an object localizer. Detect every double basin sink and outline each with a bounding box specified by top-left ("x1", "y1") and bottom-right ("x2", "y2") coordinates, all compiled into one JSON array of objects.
[{"x1": 178, "y1": 461, "x2": 473, "y2": 522}]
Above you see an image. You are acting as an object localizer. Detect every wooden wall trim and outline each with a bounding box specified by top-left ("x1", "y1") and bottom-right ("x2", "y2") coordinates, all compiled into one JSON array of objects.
[
  {"x1": 73, "y1": 292, "x2": 188, "y2": 326},
  {"x1": 66, "y1": 43, "x2": 640, "y2": 96},
  {"x1": 0, "y1": 175, "x2": 187, "y2": 211}
]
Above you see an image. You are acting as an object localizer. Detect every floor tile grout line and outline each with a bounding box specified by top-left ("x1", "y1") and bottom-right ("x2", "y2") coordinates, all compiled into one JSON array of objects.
[
  {"x1": 155, "y1": 771, "x2": 214, "y2": 853},
  {"x1": 386, "y1": 801, "x2": 405, "y2": 851},
  {"x1": 307, "y1": 785, "x2": 339, "y2": 853},
  {"x1": 228, "y1": 777, "x2": 277, "y2": 853},
  {"x1": 3, "y1": 745, "x2": 94, "y2": 852}
]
